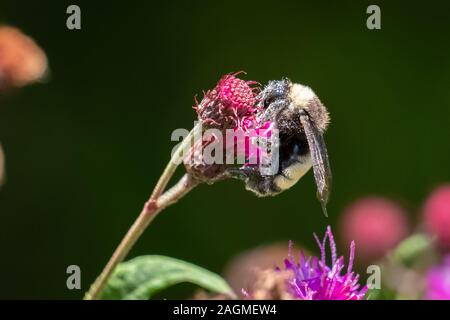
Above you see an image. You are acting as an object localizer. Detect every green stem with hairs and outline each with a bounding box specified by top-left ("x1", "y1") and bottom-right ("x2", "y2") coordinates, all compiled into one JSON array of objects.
[{"x1": 84, "y1": 124, "x2": 201, "y2": 300}]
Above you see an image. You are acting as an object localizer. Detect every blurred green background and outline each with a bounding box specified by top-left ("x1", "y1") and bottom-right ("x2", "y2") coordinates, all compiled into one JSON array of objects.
[{"x1": 0, "y1": 0, "x2": 449, "y2": 299}]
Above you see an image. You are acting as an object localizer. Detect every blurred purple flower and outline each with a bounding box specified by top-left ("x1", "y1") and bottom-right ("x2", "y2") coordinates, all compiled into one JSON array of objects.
[
  {"x1": 426, "y1": 255, "x2": 450, "y2": 300},
  {"x1": 282, "y1": 226, "x2": 367, "y2": 300}
]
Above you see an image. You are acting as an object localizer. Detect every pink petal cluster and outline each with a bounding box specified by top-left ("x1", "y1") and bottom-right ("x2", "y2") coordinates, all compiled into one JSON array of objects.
[
  {"x1": 186, "y1": 73, "x2": 275, "y2": 181},
  {"x1": 194, "y1": 72, "x2": 260, "y2": 131},
  {"x1": 231, "y1": 120, "x2": 274, "y2": 166},
  {"x1": 282, "y1": 226, "x2": 367, "y2": 300}
]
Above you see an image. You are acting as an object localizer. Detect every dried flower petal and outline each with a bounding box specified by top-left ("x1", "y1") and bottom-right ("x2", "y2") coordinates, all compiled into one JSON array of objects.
[
  {"x1": 224, "y1": 242, "x2": 305, "y2": 294},
  {"x1": 243, "y1": 269, "x2": 294, "y2": 300}
]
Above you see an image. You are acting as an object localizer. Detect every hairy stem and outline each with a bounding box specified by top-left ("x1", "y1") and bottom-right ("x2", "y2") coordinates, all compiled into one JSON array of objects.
[
  {"x1": 84, "y1": 174, "x2": 198, "y2": 300},
  {"x1": 84, "y1": 124, "x2": 201, "y2": 300},
  {"x1": 150, "y1": 122, "x2": 201, "y2": 200}
]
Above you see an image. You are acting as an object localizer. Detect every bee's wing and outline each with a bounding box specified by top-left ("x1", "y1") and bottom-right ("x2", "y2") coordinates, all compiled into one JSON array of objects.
[{"x1": 299, "y1": 111, "x2": 332, "y2": 216}]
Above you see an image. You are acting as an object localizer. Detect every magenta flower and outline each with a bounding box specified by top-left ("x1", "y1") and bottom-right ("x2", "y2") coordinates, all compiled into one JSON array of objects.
[
  {"x1": 194, "y1": 72, "x2": 260, "y2": 130},
  {"x1": 426, "y1": 255, "x2": 450, "y2": 300},
  {"x1": 186, "y1": 72, "x2": 276, "y2": 181},
  {"x1": 233, "y1": 120, "x2": 275, "y2": 166},
  {"x1": 282, "y1": 226, "x2": 367, "y2": 300}
]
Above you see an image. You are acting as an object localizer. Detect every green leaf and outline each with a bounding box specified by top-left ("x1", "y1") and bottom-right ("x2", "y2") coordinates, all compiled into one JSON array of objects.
[
  {"x1": 101, "y1": 255, "x2": 236, "y2": 300},
  {"x1": 392, "y1": 233, "x2": 433, "y2": 267}
]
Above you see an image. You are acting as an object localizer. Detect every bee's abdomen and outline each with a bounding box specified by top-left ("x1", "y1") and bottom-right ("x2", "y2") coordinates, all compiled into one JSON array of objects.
[
  {"x1": 272, "y1": 138, "x2": 312, "y2": 191},
  {"x1": 244, "y1": 176, "x2": 280, "y2": 197},
  {"x1": 273, "y1": 154, "x2": 312, "y2": 191},
  {"x1": 242, "y1": 140, "x2": 312, "y2": 196}
]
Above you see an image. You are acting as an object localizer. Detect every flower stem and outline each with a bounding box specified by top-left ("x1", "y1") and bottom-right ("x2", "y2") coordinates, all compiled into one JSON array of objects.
[
  {"x1": 84, "y1": 174, "x2": 198, "y2": 300},
  {"x1": 84, "y1": 124, "x2": 201, "y2": 300},
  {"x1": 149, "y1": 122, "x2": 200, "y2": 200}
]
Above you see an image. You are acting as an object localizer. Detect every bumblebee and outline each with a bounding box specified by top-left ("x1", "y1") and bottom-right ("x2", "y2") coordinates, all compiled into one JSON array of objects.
[{"x1": 231, "y1": 78, "x2": 332, "y2": 215}]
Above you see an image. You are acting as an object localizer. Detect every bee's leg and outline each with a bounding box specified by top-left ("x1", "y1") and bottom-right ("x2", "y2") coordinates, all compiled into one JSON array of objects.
[
  {"x1": 224, "y1": 166, "x2": 255, "y2": 180},
  {"x1": 226, "y1": 166, "x2": 278, "y2": 197},
  {"x1": 260, "y1": 99, "x2": 290, "y2": 123}
]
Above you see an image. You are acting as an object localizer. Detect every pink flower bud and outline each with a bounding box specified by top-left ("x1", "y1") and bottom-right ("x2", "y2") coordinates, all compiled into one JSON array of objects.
[
  {"x1": 194, "y1": 72, "x2": 259, "y2": 130},
  {"x1": 340, "y1": 197, "x2": 409, "y2": 263},
  {"x1": 423, "y1": 185, "x2": 450, "y2": 251}
]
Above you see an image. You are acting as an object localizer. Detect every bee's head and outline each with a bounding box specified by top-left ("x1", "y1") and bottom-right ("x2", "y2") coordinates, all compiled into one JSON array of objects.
[{"x1": 258, "y1": 78, "x2": 292, "y2": 109}]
